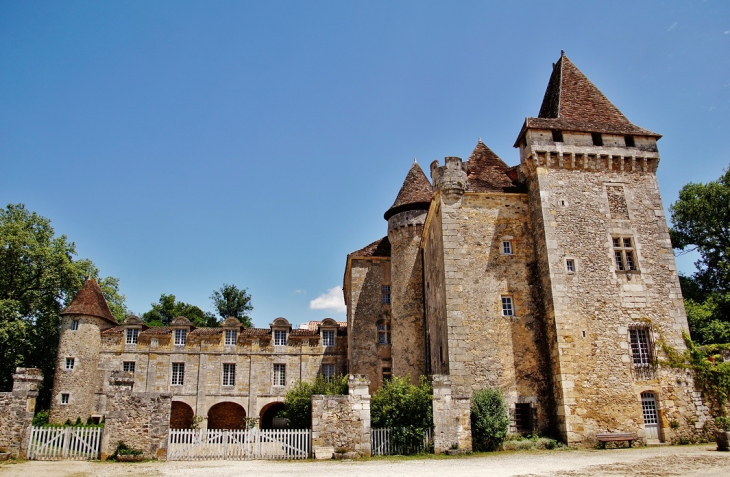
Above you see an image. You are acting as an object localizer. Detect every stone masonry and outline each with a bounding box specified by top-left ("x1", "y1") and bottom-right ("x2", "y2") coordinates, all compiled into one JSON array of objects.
[
  {"x1": 432, "y1": 375, "x2": 471, "y2": 453},
  {"x1": 0, "y1": 368, "x2": 42, "y2": 457}
]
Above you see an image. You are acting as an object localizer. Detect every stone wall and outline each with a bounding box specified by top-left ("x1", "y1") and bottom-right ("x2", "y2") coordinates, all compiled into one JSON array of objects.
[
  {"x1": 0, "y1": 368, "x2": 42, "y2": 457},
  {"x1": 100, "y1": 372, "x2": 171, "y2": 459},
  {"x1": 432, "y1": 375, "x2": 471, "y2": 453},
  {"x1": 311, "y1": 375, "x2": 371, "y2": 458}
]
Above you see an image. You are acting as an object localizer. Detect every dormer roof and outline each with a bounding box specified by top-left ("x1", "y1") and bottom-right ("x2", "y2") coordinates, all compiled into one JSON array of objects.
[
  {"x1": 384, "y1": 162, "x2": 432, "y2": 220},
  {"x1": 61, "y1": 278, "x2": 117, "y2": 325},
  {"x1": 514, "y1": 53, "x2": 660, "y2": 146},
  {"x1": 466, "y1": 140, "x2": 521, "y2": 193}
]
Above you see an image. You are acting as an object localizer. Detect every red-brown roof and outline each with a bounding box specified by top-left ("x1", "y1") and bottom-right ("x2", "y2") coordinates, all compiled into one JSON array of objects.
[
  {"x1": 61, "y1": 278, "x2": 117, "y2": 325},
  {"x1": 384, "y1": 162, "x2": 432, "y2": 220},
  {"x1": 515, "y1": 53, "x2": 660, "y2": 146},
  {"x1": 348, "y1": 236, "x2": 391, "y2": 258},
  {"x1": 466, "y1": 140, "x2": 521, "y2": 193}
]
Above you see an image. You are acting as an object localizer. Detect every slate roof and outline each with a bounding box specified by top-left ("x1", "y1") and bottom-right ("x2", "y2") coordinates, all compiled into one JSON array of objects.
[
  {"x1": 466, "y1": 140, "x2": 522, "y2": 193},
  {"x1": 348, "y1": 237, "x2": 391, "y2": 259},
  {"x1": 515, "y1": 53, "x2": 660, "y2": 146},
  {"x1": 61, "y1": 278, "x2": 118, "y2": 325},
  {"x1": 384, "y1": 162, "x2": 432, "y2": 220}
]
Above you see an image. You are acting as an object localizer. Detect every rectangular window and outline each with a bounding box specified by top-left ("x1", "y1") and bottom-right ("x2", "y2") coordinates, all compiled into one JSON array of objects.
[
  {"x1": 274, "y1": 330, "x2": 287, "y2": 346},
  {"x1": 171, "y1": 362, "x2": 185, "y2": 385},
  {"x1": 501, "y1": 296, "x2": 514, "y2": 316},
  {"x1": 591, "y1": 132, "x2": 603, "y2": 146},
  {"x1": 552, "y1": 129, "x2": 563, "y2": 143},
  {"x1": 624, "y1": 135, "x2": 635, "y2": 147},
  {"x1": 502, "y1": 241, "x2": 513, "y2": 255},
  {"x1": 613, "y1": 236, "x2": 638, "y2": 271},
  {"x1": 65, "y1": 357, "x2": 75, "y2": 370},
  {"x1": 224, "y1": 329, "x2": 237, "y2": 346},
  {"x1": 123, "y1": 361, "x2": 135, "y2": 373},
  {"x1": 126, "y1": 328, "x2": 138, "y2": 345},
  {"x1": 61, "y1": 393, "x2": 69, "y2": 404},
  {"x1": 514, "y1": 403, "x2": 533, "y2": 433},
  {"x1": 566, "y1": 259, "x2": 575, "y2": 273},
  {"x1": 322, "y1": 330, "x2": 335, "y2": 347},
  {"x1": 382, "y1": 285, "x2": 391, "y2": 305},
  {"x1": 629, "y1": 326, "x2": 653, "y2": 367},
  {"x1": 377, "y1": 322, "x2": 391, "y2": 344},
  {"x1": 382, "y1": 367, "x2": 392, "y2": 383},
  {"x1": 71, "y1": 320, "x2": 79, "y2": 331},
  {"x1": 174, "y1": 329, "x2": 187, "y2": 345},
  {"x1": 273, "y1": 364, "x2": 286, "y2": 386},
  {"x1": 223, "y1": 363, "x2": 235, "y2": 386},
  {"x1": 322, "y1": 364, "x2": 335, "y2": 381}
]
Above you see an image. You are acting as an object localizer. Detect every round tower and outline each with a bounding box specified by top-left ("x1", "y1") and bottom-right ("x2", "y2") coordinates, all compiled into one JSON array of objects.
[
  {"x1": 49, "y1": 278, "x2": 118, "y2": 423},
  {"x1": 384, "y1": 161, "x2": 432, "y2": 383}
]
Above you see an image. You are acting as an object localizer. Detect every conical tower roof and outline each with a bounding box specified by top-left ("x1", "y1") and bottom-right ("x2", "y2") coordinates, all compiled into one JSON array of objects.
[
  {"x1": 384, "y1": 161, "x2": 432, "y2": 220},
  {"x1": 515, "y1": 53, "x2": 659, "y2": 146},
  {"x1": 466, "y1": 140, "x2": 517, "y2": 192},
  {"x1": 61, "y1": 278, "x2": 117, "y2": 325}
]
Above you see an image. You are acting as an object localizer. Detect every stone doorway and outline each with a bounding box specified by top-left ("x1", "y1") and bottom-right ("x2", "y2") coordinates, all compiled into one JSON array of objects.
[
  {"x1": 170, "y1": 401, "x2": 195, "y2": 429},
  {"x1": 208, "y1": 402, "x2": 247, "y2": 430},
  {"x1": 259, "y1": 402, "x2": 287, "y2": 429}
]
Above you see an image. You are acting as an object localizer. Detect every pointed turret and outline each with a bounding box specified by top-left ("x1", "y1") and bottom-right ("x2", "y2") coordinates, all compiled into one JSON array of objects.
[
  {"x1": 61, "y1": 278, "x2": 117, "y2": 325},
  {"x1": 384, "y1": 162, "x2": 432, "y2": 220},
  {"x1": 466, "y1": 140, "x2": 519, "y2": 192},
  {"x1": 515, "y1": 52, "x2": 659, "y2": 146}
]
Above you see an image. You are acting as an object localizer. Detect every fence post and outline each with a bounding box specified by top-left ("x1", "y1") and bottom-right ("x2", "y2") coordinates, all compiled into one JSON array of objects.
[{"x1": 61, "y1": 427, "x2": 70, "y2": 459}]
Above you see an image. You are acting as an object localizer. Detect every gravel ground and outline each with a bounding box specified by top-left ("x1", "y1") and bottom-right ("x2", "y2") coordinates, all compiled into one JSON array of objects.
[{"x1": 1, "y1": 444, "x2": 729, "y2": 477}]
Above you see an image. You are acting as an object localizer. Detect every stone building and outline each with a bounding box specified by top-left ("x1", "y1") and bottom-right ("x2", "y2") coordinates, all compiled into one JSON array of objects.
[
  {"x1": 344, "y1": 53, "x2": 710, "y2": 446},
  {"x1": 50, "y1": 278, "x2": 347, "y2": 430}
]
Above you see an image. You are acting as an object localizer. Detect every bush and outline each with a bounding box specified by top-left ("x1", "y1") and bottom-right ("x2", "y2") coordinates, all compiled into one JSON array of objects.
[
  {"x1": 470, "y1": 388, "x2": 509, "y2": 451},
  {"x1": 371, "y1": 376, "x2": 433, "y2": 454},
  {"x1": 110, "y1": 441, "x2": 142, "y2": 460},
  {"x1": 32, "y1": 410, "x2": 49, "y2": 426},
  {"x1": 282, "y1": 375, "x2": 348, "y2": 429}
]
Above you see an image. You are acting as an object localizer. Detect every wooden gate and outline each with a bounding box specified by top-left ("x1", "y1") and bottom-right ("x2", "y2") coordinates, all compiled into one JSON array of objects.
[
  {"x1": 167, "y1": 428, "x2": 310, "y2": 460},
  {"x1": 27, "y1": 426, "x2": 102, "y2": 460}
]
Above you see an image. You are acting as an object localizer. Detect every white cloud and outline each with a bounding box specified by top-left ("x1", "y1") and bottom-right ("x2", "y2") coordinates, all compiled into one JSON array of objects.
[
  {"x1": 725, "y1": 30, "x2": 730, "y2": 35},
  {"x1": 309, "y1": 286, "x2": 346, "y2": 313},
  {"x1": 294, "y1": 289, "x2": 306, "y2": 295},
  {"x1": 668, "y1": 22, "x2": 678, "y2": 31}
]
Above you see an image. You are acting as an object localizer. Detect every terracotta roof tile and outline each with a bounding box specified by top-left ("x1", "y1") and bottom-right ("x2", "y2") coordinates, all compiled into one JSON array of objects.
[
  {"x1": 384, "y1": 162, "x2": 432, "y2": 220},
  {"x1": 241, "y1": 328, "x2": 271, "y2": 337},
  {"x1": 189, "y1": 328, "x2": 223, "y2": 336},
  {"x1": 141, "y1": 327, "x2": 172, "y2": 335},
  {"x1": 102, "y1": 326, "x2": 124, "y2": 335},
  {"x1": 515, "y1": 53, "x2": 659, "y2": 145},
  {"x1": 61, "y1": 278, "x2": 118, "y2": 325},
  {"x1": 466, "y1": 141, "x2": 522, "y2": 193},
  {"x1": 348, "y1": 237, "x2": 391, "y2": 258},
  {"x1": 290, "y1": 329, "x2": 317, "y2": 337}
]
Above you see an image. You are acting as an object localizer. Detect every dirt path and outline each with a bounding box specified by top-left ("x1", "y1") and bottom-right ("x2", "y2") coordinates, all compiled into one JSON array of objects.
[{"x1": 2, "y1": 444, "x2": 729, "y2": 477}]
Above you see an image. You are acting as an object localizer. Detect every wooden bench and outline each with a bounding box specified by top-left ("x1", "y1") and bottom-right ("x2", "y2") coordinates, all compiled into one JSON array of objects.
[{"x1": 596, "y1": 433, "x2": 635, "y2": 448}]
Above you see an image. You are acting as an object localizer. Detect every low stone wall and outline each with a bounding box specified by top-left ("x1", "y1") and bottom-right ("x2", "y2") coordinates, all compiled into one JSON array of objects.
[
  {"x1": 311, "y1": 375, "x2": 371, "y2": 458},
  {"x1": 432, "y1": 375, "x2": 471, "y2": 453},
  {"x1": 0, "y1": 368, "x2": 42, "y2": 457},
  {"x1": 100, "y1": 372, "x2": 171, "y2": 460}
]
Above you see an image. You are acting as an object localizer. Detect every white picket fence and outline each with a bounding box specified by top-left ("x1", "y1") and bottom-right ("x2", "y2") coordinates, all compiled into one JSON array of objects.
[
  {"x1": 167, "y1": 428, "x2": 310, "y2": 460},
  {"x1": 371, "y1": 427, "x2": 433, "y2": 456},
  {"x1": 27, "y1": 426, "x2": 103, "y2": 460}
]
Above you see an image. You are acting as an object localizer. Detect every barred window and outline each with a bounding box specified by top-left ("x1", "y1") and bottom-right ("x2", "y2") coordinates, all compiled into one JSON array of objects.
[
  {"x1": 514, "y1": 403, "x2": 533, "y2": 433},
  {"x1": 274, "y1": 330, "x2": 287, "y2": 346},
  {"x1": 123, "y1": 361, "x2": 135, "y2": 373},
  {"x1": 613, "y1": 237, "x2": 638, "y2": 271},
  {"x1": 322, "y1": 330, "x2": 335, "y2": 347},
  {"x1": 377, "y1": 321, "x2": 391, "y2": 344},
  {"x1": 501, "y1": 296, "x2": 514, "y2": 316},
  {"x1": 382, "y1": 285, "x2": 391, "y2": 305},
  {"x1": 223, "y1": 363, "x2": 235, "y2": 386},
  {"x1": 65, "y1": 357, "x2": 75, "y2": 370},
  {"x1": 629, "y1": 325, "x2": 653, "y2": 367},
  {"x1": 273, "y1": 364, "x2": 286, "y2": 386},
  {"x1": 126, "y1": 328, "x2": 138, "y2": 345},
  {"x1": 171, "y1": 363, "x2": 185, "y2": 385},
  {"x1": 224, "y1": 329, "x2": 237, "y2": 346},
  {"x1": 61, "y1": 393, "x2": 69, "y2": 404},
  {"x1": 71, "y1": 320, "x2": 79, "y2": 331},
  {"x1": 174, "y1": 329, "x2": 187, "y2": 345}
]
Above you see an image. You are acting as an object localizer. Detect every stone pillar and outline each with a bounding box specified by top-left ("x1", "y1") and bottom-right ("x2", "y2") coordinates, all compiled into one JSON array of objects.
[
  {"x1": 348, "y1": 375, "x2": 372, "y2": 457},
  {"x1": 432, "y1": 375, "x2": 471, "y2": 453},
  {"x1": 3, "y1": 368, "x2": 43, "y2": 458}
]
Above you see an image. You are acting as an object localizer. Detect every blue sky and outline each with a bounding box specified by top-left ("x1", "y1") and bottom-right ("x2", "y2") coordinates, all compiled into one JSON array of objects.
[{"x1": 1, "y1": 1, "x2": 728, "y2": 328}]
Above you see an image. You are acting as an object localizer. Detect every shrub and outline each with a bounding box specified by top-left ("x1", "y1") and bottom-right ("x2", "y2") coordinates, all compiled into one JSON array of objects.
[
  {"x1": 32, "y1": 410, "x2": 49, "y2": 427},
  {"x1": 470, "y1": 388, "x2": 509, "y2": 451},
  {"x1": 371, "y1": 376, "x2": 433, "y2": 454},
  {"x1": 282, "y1": 375, "x2": 348, "y2": 429},
  {"x1": 110, "y1": 441, "x2": 142, "y2": 460}
]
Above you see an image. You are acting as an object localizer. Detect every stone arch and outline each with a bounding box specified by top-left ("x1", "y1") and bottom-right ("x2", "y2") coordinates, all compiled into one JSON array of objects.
[
  {"x1": 259, "y1": 401, "x2": 287, "y2": 429},
  {"x1": 170, "y1": 401, "x2": 195, "y2": 429},
  {"x1": 207, "y1": 401, "x2": 246, "y2": 430}
]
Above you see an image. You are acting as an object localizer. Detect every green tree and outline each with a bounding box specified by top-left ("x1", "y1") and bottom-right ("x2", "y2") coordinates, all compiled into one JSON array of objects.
[
  {"x1": 142, "y1": 293, "x2": 217, "y2": 327},
  {"x1": 670, "y1": 167, "x2": 730, "y2": 344},
  {"x1": 371, "y1": 376, "x2": 433, "y2": 454},
  {"x1": 470, "y1": 387, "x2": 509, "y2": 451},
  {"x1": 282, "y1": 375, "x2": 348, "y2": 429},
  {"x1": 0, "y1": 203, "x2": 127, "y2": 408},
  {"x1": 210, "y1": 284, "x2": 253, "y2": 327}
]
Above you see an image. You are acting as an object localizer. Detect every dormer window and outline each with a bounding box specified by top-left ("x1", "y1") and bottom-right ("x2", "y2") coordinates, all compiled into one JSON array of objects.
[
  {"x1": 174, "y1": 329, "x2": 187, "y2": 345},
  {"x1": 224, "y1": 329, "x2": 237, "y2": 346},
  {"x1": 126, "y1": 328, "x2": 138, "y2": 345},
  {"x1": 274, "y1": 329, "x2": 287, "y2": 346},
  {"x1": 322, "y1": 330, "x2": 335, "y2": 347}
]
